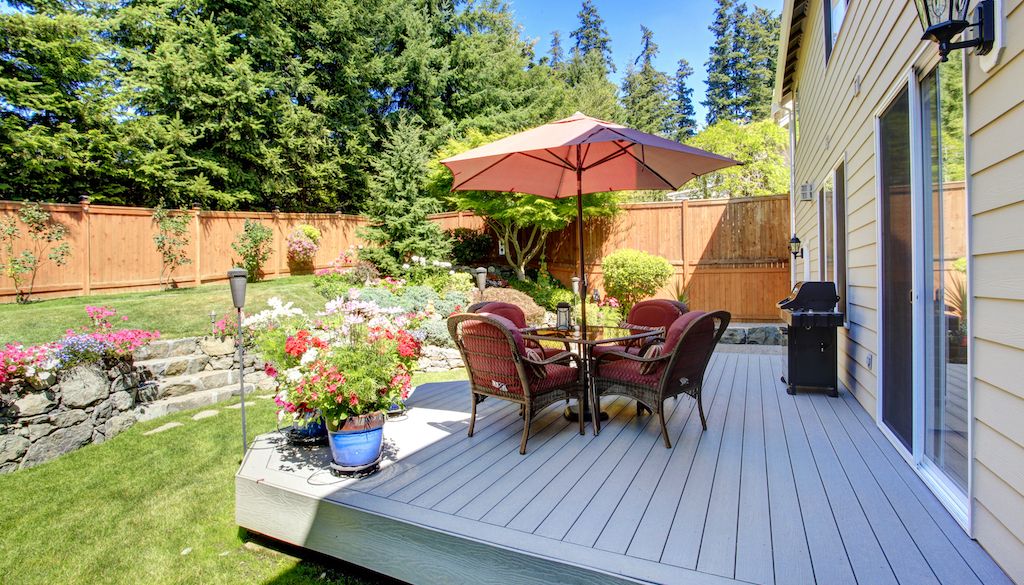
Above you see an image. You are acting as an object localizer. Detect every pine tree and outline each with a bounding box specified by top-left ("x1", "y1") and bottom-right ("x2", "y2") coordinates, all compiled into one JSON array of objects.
[
  {"x1": 734, "y1": 6, "x2": 780, "y2": 121},
  {"x1": 563, "y1": 49, "x2": 622, "y2": 121},
  {"x1": 360, "y1": 114, "x2": 450, "y2": 274},
  {"x1": 620, "y1": 26, "x2": 672, "y2": 135},
  {"x1": 570, "y1": 0, "x2": 614, "y2": 74},
  {"x1": 669, "y1": 59, "x2": 698, "y2": 141},
  {"x1": 704, "y1": 0, "x2": 736, "y2": 124},
  {"x1": 549, "y1": 30, "x2": 564, "y2": 69}
]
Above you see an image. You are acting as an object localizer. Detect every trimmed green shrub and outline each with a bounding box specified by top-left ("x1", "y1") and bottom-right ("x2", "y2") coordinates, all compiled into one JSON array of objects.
[
  {"x1": 601, "y1": 249, "x2": 673, "y2": 311},
  {"x1": 414, "y1": 318, "x2": 455, "y2": 348},
  {"x1": 510, "y1": 277, "x2": 575, "y2": 311}
]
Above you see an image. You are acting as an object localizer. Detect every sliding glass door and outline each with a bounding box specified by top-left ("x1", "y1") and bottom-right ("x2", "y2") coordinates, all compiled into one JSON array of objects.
[
  {"x1": 920, "y1": 59, "x2": 969, "y2": 499},
  {"x1": 876, "y1": 58, "x2": 970, "y2": 525}
]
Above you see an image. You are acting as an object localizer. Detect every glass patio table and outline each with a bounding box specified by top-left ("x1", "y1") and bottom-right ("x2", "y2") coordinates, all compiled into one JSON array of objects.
[{"x1": 520, "y1": 324, "x2": 663, "y2": 435}]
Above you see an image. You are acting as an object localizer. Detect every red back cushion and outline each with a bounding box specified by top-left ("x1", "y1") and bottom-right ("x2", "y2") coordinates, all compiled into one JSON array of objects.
[
  {"x1": 663, "y1": 311, "x2": 717, "y2": 386},
  {"x1": 627, "y1": 300, "x2": 683, "y2": 331},
  {"x1": 474, "y1": 302, "x2": 528, "y2": 329},
  {"x1": 458, "y1": 314, "x2": 525, "y2": 394}
]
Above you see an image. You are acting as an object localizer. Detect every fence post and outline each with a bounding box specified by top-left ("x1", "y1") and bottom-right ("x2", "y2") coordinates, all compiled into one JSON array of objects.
[
  {"x1": 192, "y1": 204, "x2": 202, "y2": 287},
  {"x1": 274, "y1": 209, "x2": 284, "y2": 277},
  {"x1": 679, "y1": 198, "x2": 689, "y2": 290},
  {"x1": 81, "y1": 200, "x2": 91, "y2": 296}
]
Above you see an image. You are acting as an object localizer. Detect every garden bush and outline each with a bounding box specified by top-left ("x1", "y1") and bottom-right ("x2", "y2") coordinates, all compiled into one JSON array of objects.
[
  {"x1": 231, "y1": 219, "x2": 274, "y2": 281},
  {"x1": 601, "y1": 249, "x2": 673, "y2": 311},
  {"x1": 0, "y1": 202, "x2": 71, "y2": 303},
  {"x1": 447, "y1": 227, "x2": 493, "y2": 266},
  {"x1": 413, "y1": 318, "x2": 456, "y2": 348},
  {"x1": 478, "y1": 287, "x2": 545, "y2": 325},
  {"x1": 510, "y1": 276, "x2": 575, "y2": 311},
  {"x1": 152, "y1": 204, "x2": 192, "y2": 290}
]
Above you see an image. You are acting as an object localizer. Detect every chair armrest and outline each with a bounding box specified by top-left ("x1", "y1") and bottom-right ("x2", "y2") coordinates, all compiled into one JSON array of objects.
[{"x1": 523, "y1": 350, "x2": 580, "y2": 368}]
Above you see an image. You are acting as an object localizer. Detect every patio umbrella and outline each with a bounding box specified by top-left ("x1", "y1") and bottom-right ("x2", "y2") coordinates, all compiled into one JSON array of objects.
[{"x1": 440, "y1": 111, "x2": 739, "y2": 330}]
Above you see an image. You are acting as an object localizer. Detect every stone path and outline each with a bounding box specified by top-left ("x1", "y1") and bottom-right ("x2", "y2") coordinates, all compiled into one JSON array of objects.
[{"x1": 143, "y1": 422, "x2": 183, "y2": 436}]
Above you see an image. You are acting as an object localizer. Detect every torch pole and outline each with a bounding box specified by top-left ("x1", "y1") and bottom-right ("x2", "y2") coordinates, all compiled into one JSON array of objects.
[{"x1": 238, "y1": 308, "x2": 247, "y2": 455}]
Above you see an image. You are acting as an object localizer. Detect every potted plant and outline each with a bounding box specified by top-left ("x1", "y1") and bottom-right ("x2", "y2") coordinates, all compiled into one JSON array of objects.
[
  {"x1": 286, "y1": 225, "x2": 321, "y2": 275},
  {"x1": 255, "y1": 297, "x2": 420, "y2": 472}
]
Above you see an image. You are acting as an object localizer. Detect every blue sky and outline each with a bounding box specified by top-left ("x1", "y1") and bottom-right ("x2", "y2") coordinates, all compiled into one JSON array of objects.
[{"x1": 508, "y1": 0, "x2": 783, "y2": 126}]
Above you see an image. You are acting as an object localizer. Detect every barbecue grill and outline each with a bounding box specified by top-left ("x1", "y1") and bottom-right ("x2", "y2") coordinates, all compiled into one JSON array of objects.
[{"x1": 778, "y1": 281, "x2": 844, "y2": 396}]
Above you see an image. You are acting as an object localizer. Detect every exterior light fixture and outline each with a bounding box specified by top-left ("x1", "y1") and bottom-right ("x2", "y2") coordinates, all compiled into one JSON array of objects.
[
  {"x1": 227, "y1": 268, "x2": 248, "y2": 455},
  {"x1": 915, "y1": 0, "x2": 994, "y2": 61},
  {"x1": 209, "y1": 310, "x2": 217, "y2": 336},
  {"x1": 789, "y1": 235, "x2": 804, "y2": 259},
  {"x1": 474, "y1": 267, "x2": 487, "y2": 296},
  {"x1": 556, "y1": 302, "x2": 572, "y2": 331}
]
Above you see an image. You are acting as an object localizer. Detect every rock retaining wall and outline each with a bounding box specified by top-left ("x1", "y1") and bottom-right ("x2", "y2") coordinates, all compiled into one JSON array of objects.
[{"x1": 0, "y1": 361, "x2": 143, "y2": 473}]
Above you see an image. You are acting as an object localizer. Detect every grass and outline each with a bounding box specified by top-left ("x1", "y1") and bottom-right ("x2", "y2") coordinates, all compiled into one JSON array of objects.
[
  {"x1": 0, "y1": 369, "x2": 466, "y2": 585},
  {"x1": 0, "y1": 276, "x2": 326, "y2": 345}
]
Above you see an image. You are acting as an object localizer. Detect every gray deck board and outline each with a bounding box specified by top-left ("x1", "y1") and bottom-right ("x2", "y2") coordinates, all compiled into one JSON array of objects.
[{"x1": 236, "y1": 353, "x2": 1011, "y2": 585}]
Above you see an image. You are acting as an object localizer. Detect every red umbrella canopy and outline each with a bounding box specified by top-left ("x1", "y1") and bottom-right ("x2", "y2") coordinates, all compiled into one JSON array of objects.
[{"x1": 440, "y1": 112, "x2": 739, "y2": 198}]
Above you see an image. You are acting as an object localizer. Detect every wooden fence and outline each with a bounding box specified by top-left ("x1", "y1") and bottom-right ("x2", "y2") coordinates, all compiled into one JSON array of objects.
[
  {"x1": 0, "y1": 201, "x2": 369, "y2": 302},
  {"x1": 1, "y1": 196, "x2": 791, "y2": 320}
]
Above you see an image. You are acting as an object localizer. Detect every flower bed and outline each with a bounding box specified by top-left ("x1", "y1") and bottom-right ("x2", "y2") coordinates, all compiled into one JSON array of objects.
[{"x1": 1, "y1": 306, "x2": 158, "y2": 473}]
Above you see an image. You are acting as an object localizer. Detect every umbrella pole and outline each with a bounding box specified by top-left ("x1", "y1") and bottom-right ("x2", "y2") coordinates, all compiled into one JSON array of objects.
[{"x1": 575, "y1": 155, "x2": 603, "y2": 434}]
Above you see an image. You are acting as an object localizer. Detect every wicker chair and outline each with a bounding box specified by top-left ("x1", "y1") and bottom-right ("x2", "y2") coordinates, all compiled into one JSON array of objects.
[
  {"x1": 593, "y1": 310, "x2": 730, "y2": 448},
  {"x1": 592, "y1": 299, "x2": 685, "y2": 361},
  {"x1": 448, "y1": 313, "x2": 585, "y2": 454},
  {"x1": 467, "y1": 301, "x2": 567, "y2": 359}
]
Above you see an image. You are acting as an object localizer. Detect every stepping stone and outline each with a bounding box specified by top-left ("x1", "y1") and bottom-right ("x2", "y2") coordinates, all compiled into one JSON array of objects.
[
  {"x1": 226, "y1": 403, "x2": 243, "y2": 410},
  {"x1": 143, "y1": 422, "x2": 183, "y2": 436},
  {"x1": 191, "y1": 410, "x2": 220, "y2": 421}
]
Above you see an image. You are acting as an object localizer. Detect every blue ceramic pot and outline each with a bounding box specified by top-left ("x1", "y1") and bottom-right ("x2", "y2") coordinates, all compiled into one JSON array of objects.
[{"x1": 327, "y1": 412, "x2": 385, "y2": 467}]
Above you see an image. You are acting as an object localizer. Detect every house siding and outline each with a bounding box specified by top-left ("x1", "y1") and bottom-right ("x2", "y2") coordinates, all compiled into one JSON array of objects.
[{"x1": 780, "y1": 0, "x2": 1024, "y2": 580}]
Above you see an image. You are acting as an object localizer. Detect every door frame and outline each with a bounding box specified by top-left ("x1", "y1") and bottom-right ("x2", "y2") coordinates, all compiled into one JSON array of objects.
[{"x1": 873, "y1": 51, "x2": 973, "y2": 534}]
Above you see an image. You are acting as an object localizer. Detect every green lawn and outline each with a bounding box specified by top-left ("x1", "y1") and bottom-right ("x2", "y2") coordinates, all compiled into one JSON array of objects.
[
  {"x1": 0, "y1": 276, "x2": 326, "y2": 345},
  {"x1": 0, "y1": 369, "x2": 467, "y2": 585}
]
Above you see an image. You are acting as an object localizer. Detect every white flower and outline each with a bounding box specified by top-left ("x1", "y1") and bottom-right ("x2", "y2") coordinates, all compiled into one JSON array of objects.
[
  {"x1": 300, "y1": 347, "x2": 318, "y2": 365},
  {"x1": 449, "y1": 270, "x2": 455, "y2": 275},
  {"x1": 285, "y1": 368, "x2": 303, "y2": 383},
  {"x1": 402, "y1": 263, "x2": 410, "y2": 269},
  {"x1": 411, "y1": 255, "x2": 420, "y2": 262},
  {"x1": 25, "y1": 366, "x2": 36, "y2": 377}
]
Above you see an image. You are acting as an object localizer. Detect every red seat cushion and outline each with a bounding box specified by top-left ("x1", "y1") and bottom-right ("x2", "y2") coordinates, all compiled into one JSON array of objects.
[
  {"x1": 596, "y1": 359, "x2": 662, "y2": 386},
  {"x1": 532, "y1": 363, "x2": 578, "y2": 392}
]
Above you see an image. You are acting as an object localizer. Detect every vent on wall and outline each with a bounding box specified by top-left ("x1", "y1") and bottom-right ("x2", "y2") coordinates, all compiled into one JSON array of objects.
[{"x1": 799, "y1": 183, "x2": 814, "y2": 201}]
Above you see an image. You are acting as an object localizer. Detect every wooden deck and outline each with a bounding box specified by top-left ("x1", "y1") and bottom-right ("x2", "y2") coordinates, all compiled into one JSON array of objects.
[{"x1": 236, "y1": 349, "x2": 1010, "y2": 585}]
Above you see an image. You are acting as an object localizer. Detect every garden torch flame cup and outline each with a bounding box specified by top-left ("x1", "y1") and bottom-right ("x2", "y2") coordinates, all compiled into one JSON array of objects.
[
  {"x1": 474, "y1": 267, "x2": 487, "y2": 296},
  {"x1": 228, "y1": 268, "x2": 247, "y2": 310}
]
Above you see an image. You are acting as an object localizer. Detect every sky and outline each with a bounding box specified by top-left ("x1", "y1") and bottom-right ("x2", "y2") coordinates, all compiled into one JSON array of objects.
[{"x1": 508, "y1": 0, "x2": 783, "y2": 126}]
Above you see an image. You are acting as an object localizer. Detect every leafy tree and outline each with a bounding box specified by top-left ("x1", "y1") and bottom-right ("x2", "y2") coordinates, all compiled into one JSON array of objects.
[
  {"x1": 360, "y1": 114, "x2": 450, "y2": 275},
  {"x1": 570, "y1": 0, "x2": 614, "y2": 74},
  {"x1": 0, "y1": 202, "x2": 71, "y2": 303},
  {"x1": 686, "y1": 119, "x2": 789, "y2": 198},
  {"x1": 621, "y1": 26, "x2": 672, "y2": 135},
  {"x1": 429, "y1": 130, "x2": 619, "y2": 280},
  {"x1": 152, "y1": 203, "x2": 193, "y2": 289},
  {"x1": 231, "y1": 220, "x2": 274, "y2": 282},
  {"x1": 669, "y1": 59, "x2": 698, "y2": 141}
]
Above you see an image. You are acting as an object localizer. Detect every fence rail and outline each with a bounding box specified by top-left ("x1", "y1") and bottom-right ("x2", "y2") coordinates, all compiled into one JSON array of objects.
[{"x1": 0, "y1": 196, "x2": 791, "y2": 320}]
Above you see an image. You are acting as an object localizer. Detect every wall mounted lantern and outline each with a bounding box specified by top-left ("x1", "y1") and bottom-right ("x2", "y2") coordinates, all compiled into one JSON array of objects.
[
  {"x1": 789, "y1": 235, "x2": 804, "y2": 259},
  {"x1": 915, "y1": 0, "x2": 994, "y2": 61}
]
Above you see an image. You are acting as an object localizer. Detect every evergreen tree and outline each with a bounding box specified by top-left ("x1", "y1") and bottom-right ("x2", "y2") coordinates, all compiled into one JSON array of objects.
[
  {"x1": 704, "y1": 0, "x2": 780, "y2": 124},
  {"x1": 669, "y1": 59, "x2": 698, "y2": 141},
  {"x1": 570, "y1": 0, "x2": 614, "y2": 74},
  {"x1": 734, "y1": 6, "x2": 780, "y2": 121},
  {"x1": 704, "y1": 0, "x2": 736, "y2": 124},
  {"x1": 620, "y1": 26, "x2": 672, "y2": 135},
  {"x1": 0, "y1": 9, "x2": 129, "y2": 204},
  {"x1": 549, "y1": 30, "x2": 564, "y2": 69},
  {"x1": 563, "y1": 49, "x2": 622, "y2": 121},
  {"x1": 359, "y1": 114, "x2": 450, "y2": 273}
]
